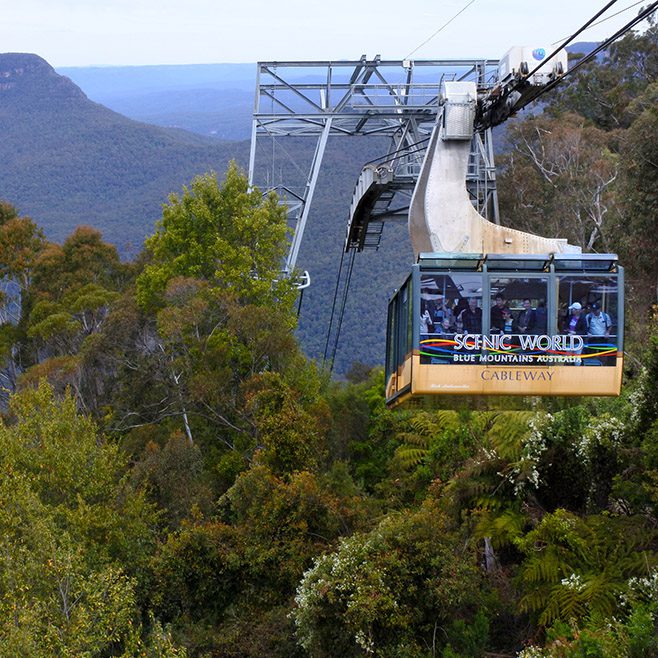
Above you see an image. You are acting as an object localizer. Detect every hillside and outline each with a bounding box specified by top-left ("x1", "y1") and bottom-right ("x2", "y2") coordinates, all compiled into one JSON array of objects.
[{"x1": 0, "y1": 53, "x2": 246, "y2": 252}]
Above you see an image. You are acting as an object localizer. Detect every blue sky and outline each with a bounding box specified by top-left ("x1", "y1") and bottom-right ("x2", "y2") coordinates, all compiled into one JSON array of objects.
[{"x1": 2, "y1": 0, "x2": 649, "y2": 66}]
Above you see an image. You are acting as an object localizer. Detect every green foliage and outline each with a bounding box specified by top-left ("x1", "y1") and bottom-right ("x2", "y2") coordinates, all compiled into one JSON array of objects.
[
  {"x1": 519, "y1": 592, "x2": 658, "y2": 658},
  {"x1": 293, "y1": 498, "x2": 485, "y2": 657},
  {"x1": 0, "y1": 381, "x2": 166, "y2": 656},
  {"x1": 547, "y1": 23, "x2": 658, "y2": 130},
  {"x1": 151, "y1": 464, "x2": 364, "y2": 656},
  {"x1": 0, "y1": 207, "x2": 47, "y2": 291},
  {"x1": 244, "y1": 371, "x2": 327, "y2": 475},
  {"x1": 130, "y1": 432, "x2": 214, "y2": 530},
  {"x1": 395, "y1": 410, "x2": 461, "y2": 469},
  {"x1": 516, "y1": 509, "x2": 657, "y2": 628},
  {"x1": 497, "y1": 113, "x2": 617, "y2": 252},
  {"x1": 224, "y1": 466, "x2": 362, "y2": 591},
  {"x1": 441, "y1": 610, "x2": 490, "y2": 658},
  {"x1": 151, "y1": 520, "x2": 243, "y2": 624},
  {"x1": 136, "y1": 163, "x2": 295, "y2": 313},
  {"x1": 15, "y1": 227, "x2": 128, "y2": 405},
  {"x1": 30, "y1": 226, "x2": 125, "y2": 302},
  {"x1": 332, "y1": 369, "x2": 402, "y2": 492},
  {"x1": 615, "y1": 83, "x2": 658, "y2": 292},
  {"x1": 121, "y1": 615, "x2": 190, "y2": 657},
  {"x1": 441, "y1": 410, "x2": 536, "y2": 518}
]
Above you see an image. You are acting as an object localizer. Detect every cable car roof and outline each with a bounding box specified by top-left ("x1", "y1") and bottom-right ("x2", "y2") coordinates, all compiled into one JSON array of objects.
[{"x1": 417, "y1": 252, "x2": 618, "y2": 272}]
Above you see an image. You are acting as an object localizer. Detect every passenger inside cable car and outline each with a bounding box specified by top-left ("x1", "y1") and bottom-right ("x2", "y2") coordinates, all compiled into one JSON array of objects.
[{"x1": 385, "y1": 253, "x2": 623, "y2": 405}]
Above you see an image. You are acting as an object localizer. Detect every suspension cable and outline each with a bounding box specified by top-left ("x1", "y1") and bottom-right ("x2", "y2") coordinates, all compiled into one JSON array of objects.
[
  {"x1": 362, "y1": 136, "x2": 432, "y2": 169},
  {"x1": 404, "y1": 0, "x2": 478, "y2": 60},
  {"x1": 323, "y1": 247, "x2": 347, "y2": 364},
  {"x1": 551, "y1": 0, "x2": 647, "y2": 45},
  {"x1": 328, "y1": 250, "x2": 357, "y2": 374}
]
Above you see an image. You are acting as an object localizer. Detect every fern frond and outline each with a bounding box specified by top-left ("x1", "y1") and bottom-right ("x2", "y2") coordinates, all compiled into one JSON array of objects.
[
  {"x1": 540, "y1": 584, "x2": 588, "y2": 625},
  {"x1": 522, "y1": 552, "x2": 561, "y2": 585},
  {"x1": 581, "y1": 573, "x2": 617, "y2": 618},
  {"x1": 486, "y1": 411, "x2": 534, "y2": 460},
  {"x1": 433, "y1": 410, "x2": 460, "y2": 433},
  {"x1": 397, "y1": 431, "x2": 430, "y2": 449},
  {"x1": 395, "y1": 447, "x2": 429, "y2": 468},
  {"x1": 519, "y1": 587, "x2": 550, "y2": 614}
]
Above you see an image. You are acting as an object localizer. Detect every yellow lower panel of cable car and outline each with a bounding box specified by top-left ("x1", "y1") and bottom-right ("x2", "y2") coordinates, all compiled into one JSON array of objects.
[{"x1": 387, "y1": 351, "x2": 623, "y2": 405}]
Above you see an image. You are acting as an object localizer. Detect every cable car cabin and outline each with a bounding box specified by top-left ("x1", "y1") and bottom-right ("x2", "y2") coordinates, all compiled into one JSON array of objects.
[{"x1": 385, "y1": 253, "x2": 623, "y2": 406}]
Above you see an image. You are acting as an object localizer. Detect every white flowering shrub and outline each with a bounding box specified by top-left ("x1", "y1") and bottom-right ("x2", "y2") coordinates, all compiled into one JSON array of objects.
[
  {"x1": 626, "y1": 568, "x2": 658, "y2": 606},
  {"x1": 292, "y1": 501, "x2": 484, "y2": 657},
  {"x1": 628, "y1": 382, "x2": 646, "y2": 428},
  {"x1": 293, "y1": 532, "x2": 394, "y2": 655},
  {"x1": 517, "y1": 647, "x2": 547, "y2": 658},
  {"x1": 507, "y1": 413, "x2": 551, "y2": 495},
  {"x1": 574, "y1": 413, "x2": 626, "y2": 465}
]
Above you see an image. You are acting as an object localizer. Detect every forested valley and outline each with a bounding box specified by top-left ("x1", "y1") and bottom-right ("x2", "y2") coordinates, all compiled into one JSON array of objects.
[{"x1": 0, "y1": 22, "x2": 657, "y2": 658}]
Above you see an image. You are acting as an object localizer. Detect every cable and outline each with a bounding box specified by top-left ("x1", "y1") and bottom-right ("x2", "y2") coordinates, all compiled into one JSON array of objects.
[
  {"x1": 363, "y1": 136, "x2": 432, "y2": 169},
  {"x1": 323, "y1": 246, "x2": 347, "y2": 364},
  {"x1": 480, "y1": 0, "x2": 658, "y2": 127},
  {"x1": 551, "y1": 0, "x2": 647, "y2": 45},
  {"x1": 405, "y1": 0, "x2": 478, "y2": 60},
  {"x1": 328, "y1": 250, "x2": 357, "y2": 374}
]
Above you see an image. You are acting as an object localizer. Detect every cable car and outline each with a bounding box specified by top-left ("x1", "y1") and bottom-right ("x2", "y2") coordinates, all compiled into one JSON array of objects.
[{"x1": 385, "y1": 252, "x2": 623, "y2": 406}]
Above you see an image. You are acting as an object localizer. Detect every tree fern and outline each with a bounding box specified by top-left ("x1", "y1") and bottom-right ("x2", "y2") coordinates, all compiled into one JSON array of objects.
[
  {"x1": 521, "y1": 552, "x2": 564, "y2": 587},
  {"x1": 486, "y1": 411, "x2": 535, "y2": 462},
  {"x1": 394, "y1": 411, "x2": 436, "y2": 467},
  {"x1": 540, "y1": 583, "x2": 589, "y2": 626},
  {"x1": 395, "y1": 410, "x2": 461, "y2": 468},
  {"x1": 474, "y1": 507, "x2": 528, "y2": 549},
  {"x1": 517, "y1": 509, "x2": 658, "y2": 627},
  {"x1": 396, "y1": 447, "x2": 429, "y2": 469}
]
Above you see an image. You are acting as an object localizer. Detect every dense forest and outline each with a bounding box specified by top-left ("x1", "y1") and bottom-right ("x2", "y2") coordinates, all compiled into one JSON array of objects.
[{"x1": 0, "y1": 19, "x2": 657, "y2": 658}]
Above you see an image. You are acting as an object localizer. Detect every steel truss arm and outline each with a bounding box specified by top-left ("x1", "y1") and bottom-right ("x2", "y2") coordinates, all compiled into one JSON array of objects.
[{"x1": 248, "y1": 57, "x2": 500, "y2": 276}]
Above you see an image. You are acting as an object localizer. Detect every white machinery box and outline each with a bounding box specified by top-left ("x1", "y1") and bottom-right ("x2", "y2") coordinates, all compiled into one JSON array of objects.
[{"x1": 498, "y1": 46, "x2": 568, "y2": 85}]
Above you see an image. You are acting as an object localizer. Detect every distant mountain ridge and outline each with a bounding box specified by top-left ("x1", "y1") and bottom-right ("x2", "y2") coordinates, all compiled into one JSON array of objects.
[
  {"x1": 57, "y1": 62, "x2": 255, "y2": 139},
  {"x1": 2, "y1": 53, "x2": 88, "y2": 104},
  {"x1": 0, "y1": 53, "x2": 245, "y2": 252}
]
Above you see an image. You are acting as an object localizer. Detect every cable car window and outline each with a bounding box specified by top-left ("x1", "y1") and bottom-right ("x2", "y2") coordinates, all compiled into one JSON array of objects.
[
  {"x1": 478, "y1": 276, "x2": 551, "y2": 366},
  {"x1": 397, "y1": 281, "x2": 411, "y2": 367},
  {"x1": 406, "y1": 278, "x2": 414, "y2": 358},
  {"x1": 489, "y1": 277, "x2": 548, "y2": 336},
  {"x1": 419, "y1": 273, "x2": 483, "y2": 364},
  {"x1": 558, "y1": 275, "x2": 619, "y2": 366},
  {"x1": 385, "y1": 299, "x2": 396, "y2": 382}
]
